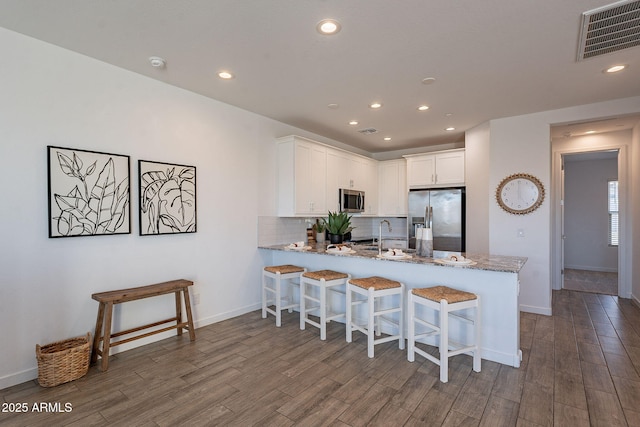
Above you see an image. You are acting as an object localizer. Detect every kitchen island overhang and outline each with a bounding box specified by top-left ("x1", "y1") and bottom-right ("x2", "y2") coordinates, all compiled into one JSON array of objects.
[{"x1": 259, "y1": 244, "x2": 527, "y2": 368}]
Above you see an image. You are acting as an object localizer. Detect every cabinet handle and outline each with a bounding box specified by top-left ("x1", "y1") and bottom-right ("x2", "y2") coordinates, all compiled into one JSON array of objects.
[
  {"x1": 434, "y1": 173, "x2": 438, "y2": 183},
  {"x1": 431, "y1": 174, "x2": 435, "y2": 183}
]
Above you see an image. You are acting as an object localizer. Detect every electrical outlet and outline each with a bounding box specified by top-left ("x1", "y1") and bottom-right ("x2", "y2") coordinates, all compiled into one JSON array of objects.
[{"x1": 193, "y1": 293, "x2": 201, "y2": 305}]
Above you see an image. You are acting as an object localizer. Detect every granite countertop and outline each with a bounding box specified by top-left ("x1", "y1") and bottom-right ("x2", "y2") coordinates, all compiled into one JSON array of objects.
[{"x1": 259, "y1": 243, "x2": 527, "y2": 273}]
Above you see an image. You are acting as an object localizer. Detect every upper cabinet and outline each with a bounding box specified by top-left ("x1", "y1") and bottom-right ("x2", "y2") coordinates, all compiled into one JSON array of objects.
[
  {"x1": 404, "y1": 149, "x2": 465, "y2": 188},
  {"x1": 326, "y1": 147, "x2": 377, "y2": 215},
  {"x1": 277, "y1": 136, "x2": 327, "y2": 216},
  {"x1": 360, "y1": 157, "x2": 378, "y2": 216},
  {"x1": 378, "y1": 159, "x2": 407, "y2": 216}
]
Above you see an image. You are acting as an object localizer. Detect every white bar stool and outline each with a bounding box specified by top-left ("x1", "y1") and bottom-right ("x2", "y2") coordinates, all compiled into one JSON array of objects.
[
  {"x1": 262, "y1": 264, "x2": 306, "y2": 327},
  {"x1": 407, "y1": 285, "x2": 481, "y2": 383},
  {"x1": 300, "y1": 269, "x2": 350, "y2": 340},
  {"x1": 346, "y1": 276, "x2": 405, "y2": 358}
]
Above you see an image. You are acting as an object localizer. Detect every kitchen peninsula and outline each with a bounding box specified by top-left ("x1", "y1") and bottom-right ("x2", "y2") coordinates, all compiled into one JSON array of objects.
[{"x1": 259, "y1": 244, "x2": 526, "y2": 368}]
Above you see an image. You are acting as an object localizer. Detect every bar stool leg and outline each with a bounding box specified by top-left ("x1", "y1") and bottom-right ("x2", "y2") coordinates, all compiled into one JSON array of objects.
[
  {"x1": 300, "y1": 279, "x2": 306, "y2": 331},
  {"x1": 346, "y1": 284, "x2": 353, "y2": 343},
  {"x1": 399, "y1": 285, "x2": 405, "y2": 350},
  {"x1": 262, "y1": 273, "x2": 268, "y2": 320},
  {"x1": 367, "y1": 288, "x2": 375, "y2": 358},
  {"x1": 287, "y1": 278, "x2": 295, "y2": 313},
  {"x1": 320, "y1": 278, "x2": 327, "y2": 340},
  {"x1": 275, "y1": 273, "x2": 282, "y2": 327},
  {"x1": 474, "y1": 296, "x2": 482, "y2": 373},
  {"x1": 407, "y1": 293, "x2": 415, "y2": 362},
  {"x1": 439, "y1": 299, "x2": 449, "y2": 383}
]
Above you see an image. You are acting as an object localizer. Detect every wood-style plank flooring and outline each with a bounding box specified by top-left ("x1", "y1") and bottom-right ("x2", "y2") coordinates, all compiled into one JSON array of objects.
[{"x1": 2, "y1": 289, "x2": 640, "y2": 426}]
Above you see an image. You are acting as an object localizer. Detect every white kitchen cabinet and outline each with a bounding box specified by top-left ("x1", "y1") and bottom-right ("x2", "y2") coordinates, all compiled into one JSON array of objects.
[
  {"x1": 404, "y1": 149, "x2": 465, "y2": 188},
  {"x1": 277, "y1": 136, "x2": 327, "y2": 216},
  {"x1": 326, "y1": 148, "x2": 350, "y2": 212},
  {"x1": 360, "y1": 158, "x2": 378, "y2": 215},
  {"x1": 378, "y1": 159, "x2": 407, "y2": 216},
  {"x1": 326, "y1": 148, "x2": 376, "y2": 214}
]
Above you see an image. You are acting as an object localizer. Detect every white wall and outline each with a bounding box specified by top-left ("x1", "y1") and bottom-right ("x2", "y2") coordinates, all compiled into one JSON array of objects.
[
  {"x1": 632, "y1": 121, "x2": 640, "y2": 303},
  {"x1": 475, "y1": 98, "x2": 640, "y2": 315},
  {"x1": 564, "y1": 157, "x2": 618, "y2": 272},
  {"x1": 465, "y1": 122, "x2": 491, "y2": 253},
  {"x1": 0, "y1": 28, "x2": 350, "y2": 388},
  {"x1": 2, "y1": 25, "x2": 640, "y2": 389}
]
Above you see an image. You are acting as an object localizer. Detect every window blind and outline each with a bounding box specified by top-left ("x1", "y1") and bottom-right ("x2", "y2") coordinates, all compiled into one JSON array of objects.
[{"x1": 609, "y1": 180, "x2": 619, "y2": 246}]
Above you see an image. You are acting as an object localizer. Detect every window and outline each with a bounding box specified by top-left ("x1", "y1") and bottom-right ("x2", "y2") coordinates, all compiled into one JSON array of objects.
[{"x1": 608, "y1": 180, "x2": 618, "y2": 246}]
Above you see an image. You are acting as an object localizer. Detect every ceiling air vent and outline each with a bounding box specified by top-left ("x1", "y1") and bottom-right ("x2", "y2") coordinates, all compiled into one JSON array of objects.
[
  {"x1": 358, "y1": 128, "x2": 378, "y2": 135},
  {"x1": 577, "y1": 0, "x2": 640, "y2": 61}
]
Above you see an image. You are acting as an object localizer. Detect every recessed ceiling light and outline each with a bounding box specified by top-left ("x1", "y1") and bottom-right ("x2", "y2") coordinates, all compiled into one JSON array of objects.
[
  {"x1": 149, "y1": 56, "x2": 166, "y2": 68},
  {"x1": 218, "y1": 71, "x2": 235, "y2": 79},
  {"x1": 316, "y1": 19, "x2": 341, "y2": 35},
  {"x1": 349, "y1": 120, "x2": 359, "y2": 125},
  {"x1": 421, "y1": 77, "x2": 436, "y2": 85},
  {"x1": 327, "y1": 103, "x2": 339, "y2": 109},
  {"x1": 444, "y1": 113, "x2": 454, "y2": 131},
  {"x1": 605, "y1": 64, "x2": 626, "y2": 73},
  {"x1": 417, "y1": 105, "x2": 430, "y2": 111},
  {"x1": 369, "y1": 102, "x2": 383, "y2": 109},
  {"x1": 383, "y1": 137, "x2": 392, "y2": 141}
]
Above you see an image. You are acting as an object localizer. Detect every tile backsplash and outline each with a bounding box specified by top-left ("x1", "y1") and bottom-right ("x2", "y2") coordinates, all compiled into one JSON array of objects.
[{"x1": 258, "y1": 216, "x2": 407, "y2": 246}]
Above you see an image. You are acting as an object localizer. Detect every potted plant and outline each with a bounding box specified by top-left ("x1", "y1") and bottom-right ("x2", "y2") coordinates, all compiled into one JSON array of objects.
[
  {"x1": 313, "y1": 218, "x2": 326, "y2": 243},
  {"x1": 325, "y1": 211, "x2": 353, "y2": 244}
]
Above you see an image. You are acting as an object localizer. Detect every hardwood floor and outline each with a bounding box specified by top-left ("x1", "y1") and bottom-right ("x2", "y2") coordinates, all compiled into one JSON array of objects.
[{"x1": 2, "y1": 289, "x2": 640, "y2": 426}]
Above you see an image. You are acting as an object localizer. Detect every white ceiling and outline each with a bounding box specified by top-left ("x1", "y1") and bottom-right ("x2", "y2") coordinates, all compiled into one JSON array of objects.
[{"x1": 1, "y1": 0, "x2": 639, "y2": 153}]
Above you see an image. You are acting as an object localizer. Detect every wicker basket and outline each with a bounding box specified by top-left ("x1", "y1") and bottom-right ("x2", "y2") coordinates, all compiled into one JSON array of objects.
[{"x1": 36, "y1": 332, "x2": 91, "y2": 387}]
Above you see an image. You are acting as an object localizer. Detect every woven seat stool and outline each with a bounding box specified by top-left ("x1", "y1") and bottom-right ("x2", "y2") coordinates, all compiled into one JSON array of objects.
[
  {"x1": 300, "y1": 269, "x2": 351, "y2": 340},
  {"x1": 346, "y1": 276, "x2": 405, "y2": 358},
  {"x1": 262, "y1": 265, "x2": 306, "y2": 327},
  {"x1": 407, "y1": 286, "x2": 481, "y2": 383}
]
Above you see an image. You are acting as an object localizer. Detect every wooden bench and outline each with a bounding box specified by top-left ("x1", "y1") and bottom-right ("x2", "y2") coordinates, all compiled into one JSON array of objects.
[{"x1": 91, "y1": 279, "x2": 196, "y2": 371}]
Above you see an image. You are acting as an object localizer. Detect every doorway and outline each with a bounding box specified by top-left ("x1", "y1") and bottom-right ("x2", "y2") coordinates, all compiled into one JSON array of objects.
[
  {"x1": 561, "y1": 151, "x2": 619, "y2": 295},
  {"x1": 551, "y1": 128, "x2": 631, "y2": 298}
]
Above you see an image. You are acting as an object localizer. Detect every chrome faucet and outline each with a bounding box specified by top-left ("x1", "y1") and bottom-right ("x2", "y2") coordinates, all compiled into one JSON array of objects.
[{"x1": 379, "y1": 220, "x2": 392, "y2": 255}]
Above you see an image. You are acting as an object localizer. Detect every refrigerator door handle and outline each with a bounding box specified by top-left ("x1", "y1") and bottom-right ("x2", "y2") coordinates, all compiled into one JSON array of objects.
[{"x1": 425, "y1": 206, "x2": 432, "y2": 229}]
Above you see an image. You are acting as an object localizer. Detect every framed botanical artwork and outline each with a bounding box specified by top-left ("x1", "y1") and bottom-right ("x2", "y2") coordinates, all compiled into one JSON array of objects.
[
  {"x1": 47, "y1": 146, "x2": 131, "y2": 238},
  {"x1": 138, "y1": 160, "x2": 196, "y2": 235}
]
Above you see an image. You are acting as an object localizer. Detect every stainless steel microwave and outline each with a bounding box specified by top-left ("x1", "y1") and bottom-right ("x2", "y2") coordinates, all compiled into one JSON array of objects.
[{"x1": 339, "y1": 189, "x2": 365, "y2": 213}]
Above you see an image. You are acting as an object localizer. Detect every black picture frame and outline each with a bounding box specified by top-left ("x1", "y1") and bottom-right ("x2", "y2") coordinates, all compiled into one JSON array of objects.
[
  {"x1": 138, "y1": 160, "x2": 197, "y2": 236},
  {"x1": 47, "y1": 146, "x2": 131, "y2": 238}
]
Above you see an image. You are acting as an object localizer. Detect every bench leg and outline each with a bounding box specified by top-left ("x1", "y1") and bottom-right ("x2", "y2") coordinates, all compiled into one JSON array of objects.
[
  {"x1": 182, "y1": 287, "x2": 196, "y2": 341},
  {"x1": 175, "y1": 291, "x2": 183, "y2": 336},
  {"x1": 101, "y1": 301, "x2": 114, "y2": 372},
  {"x1": 91, "y1": 302, "x2": 106, "y2": 365}
]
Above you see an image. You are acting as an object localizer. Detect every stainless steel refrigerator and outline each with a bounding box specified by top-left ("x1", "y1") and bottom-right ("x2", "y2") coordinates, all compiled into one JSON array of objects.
[{"x1": 408, "y1": 188, "x2": 465, "y2": 252}]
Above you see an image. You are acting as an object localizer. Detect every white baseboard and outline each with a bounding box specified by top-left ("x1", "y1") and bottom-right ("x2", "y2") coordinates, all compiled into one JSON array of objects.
[
  {"x1": 0, "y1": 368, "x2": 38, "y2": 390},
  {"x1": 520, "y1": 304, "x2": 552, "y2": 316},
  {"x1": 0, "y1": 302, "x2": 263, "y2": 390},
  {"x1": 564, "y1": 264, "x2": 618, "y2": 273}
]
